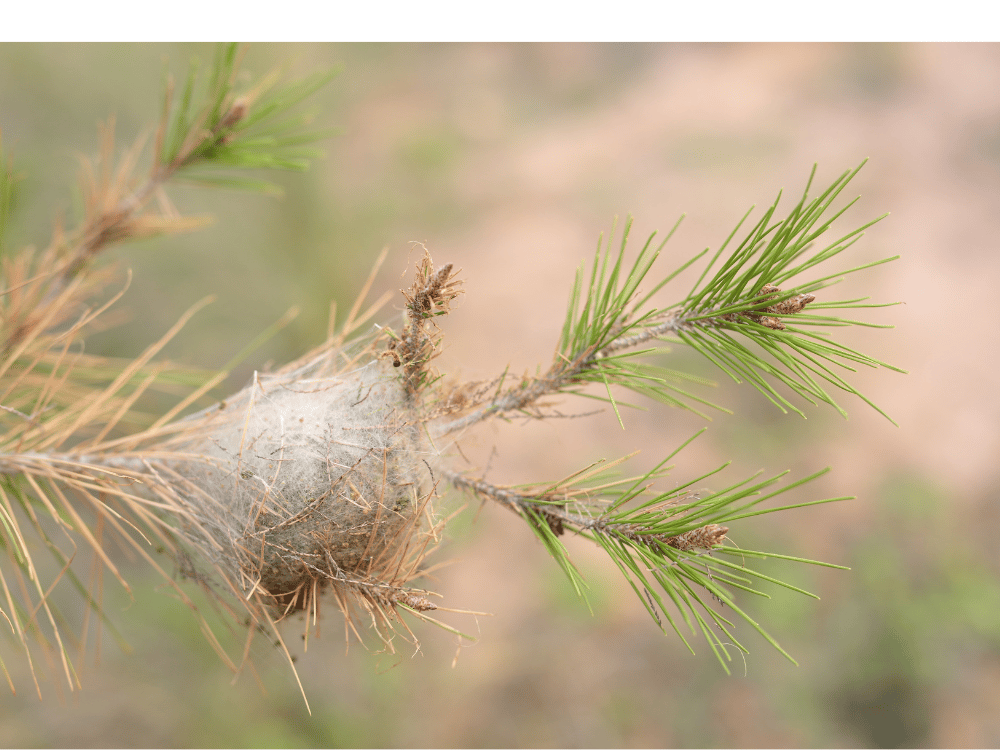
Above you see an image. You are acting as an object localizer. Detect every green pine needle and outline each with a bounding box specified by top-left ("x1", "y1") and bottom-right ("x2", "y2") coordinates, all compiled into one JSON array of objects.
[
  {"x1": 159, "y1": 43, "x2": 338, "y2": 192},
  {"x1": 495, "y1": 432, "x2": 850, "y2": 669},
  {"x1": 551, "y1": 160, "x2": 902, "y2": 424},
  {"x1": 0, "y1": 134, "x2": 18, "y2": 257}
]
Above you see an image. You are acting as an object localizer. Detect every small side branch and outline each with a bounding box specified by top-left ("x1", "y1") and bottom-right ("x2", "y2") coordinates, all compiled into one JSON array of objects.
[
  {"x1": 438, "y1": 310, "x2": 695, "y2": 434},
  {"x1": 443, "y1": 469, "x2": 726, "y2": 553},
  {"x1": 438, "y1": 277, "x2": 822, "y2": 435}
]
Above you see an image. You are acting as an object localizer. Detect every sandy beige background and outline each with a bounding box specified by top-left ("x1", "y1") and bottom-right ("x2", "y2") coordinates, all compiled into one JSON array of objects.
[{"x1": 0, "y1": 43, "x2": 998, "y2": 747}]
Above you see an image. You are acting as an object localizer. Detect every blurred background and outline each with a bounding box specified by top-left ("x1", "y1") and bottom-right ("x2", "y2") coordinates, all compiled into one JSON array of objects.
[{"x1": 1, "y1": 43, "x2": 998, "y2": 747}]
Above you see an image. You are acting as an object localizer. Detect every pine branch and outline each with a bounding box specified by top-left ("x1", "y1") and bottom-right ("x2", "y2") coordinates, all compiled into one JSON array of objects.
[
  {"x1": 0, "y1": 44, "x2": 343, "y2": 700},
  {"x1": 440, "y1": 161, "x2": 902, "y2": 435},
  {"x1": 157, "y1": 44, "x2": 338, "y2": 189},
  {"x1": 1, "y1": 43, "x2": 338, "y2": 432},
  {"x1": 443, "y1": 432, "x2": 850, "y2": 669},
  {"x1": 57, "y1": 43, "x2": 337, "y2": 282}
]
